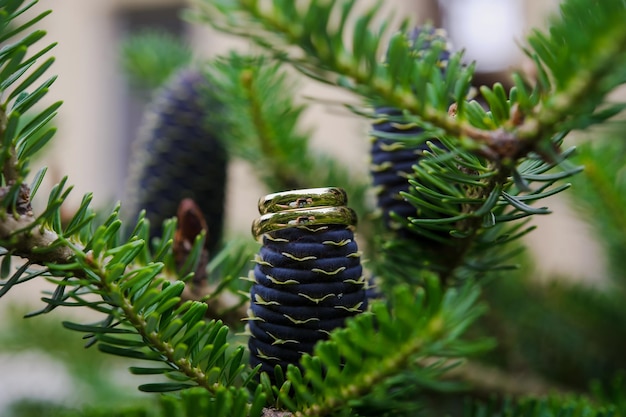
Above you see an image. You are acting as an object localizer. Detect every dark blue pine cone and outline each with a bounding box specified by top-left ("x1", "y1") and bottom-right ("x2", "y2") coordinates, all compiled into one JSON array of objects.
[
  {"x1": 370, "y1": 27, "x2": 452, "y2": 240},
  {"x1": 125, "y1": 69, "x2": 227, "y2": 255},
  {"x1": 247, "y1": 189, "x2": 368, "y2": 377}
]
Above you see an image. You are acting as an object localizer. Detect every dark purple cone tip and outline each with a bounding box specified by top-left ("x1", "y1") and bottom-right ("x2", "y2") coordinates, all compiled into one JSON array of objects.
[{"x1": 126, "y1": 69, "x2": 227, "y2": 255}]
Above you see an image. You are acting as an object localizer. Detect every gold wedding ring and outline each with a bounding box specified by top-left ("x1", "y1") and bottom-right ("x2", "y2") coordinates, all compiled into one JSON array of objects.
[
  {"x1": 252, "y1": 206, "x2": 357, "y2": 238},
  {"x1": 251, "y1": 187, "x2": 357, "y2": 239},
  {"x1": 258, "y1": 187, "x2": 348, "y2": 215}
]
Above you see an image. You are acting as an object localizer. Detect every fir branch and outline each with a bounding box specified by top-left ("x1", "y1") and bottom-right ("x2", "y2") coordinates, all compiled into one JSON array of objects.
[
  {"x1": 84, "y1": 266, "x2": 214, "y2": 392},
  {"x1": 204, "y1": 53, "x2": 371, "y2": 218},
  {"x1": 191, "y1": 0, "x2": 626, "y2": 162},
  {"x1": 0, "y1": 0, "x2": 60, "y2": 213},
  {"x1": 238, "y1": 60, "x2": 304, "y2": 190},
  {"x1": 276, "y1": 278, "x2": 492, "y2": 416},
  {"x1": 159, "y1": 386, "x2": 266, "y2": 417},
  {"x1": 0, "y1": 181, "x2": 250, "y2": 395},
  {"x1": 180, "y1": 236, "x2": 259, "y2": 327},
  {"x1": 519, "y1": 0, "x2": 626, "y2": 140},
  {"x1": 203, "y1": 54, "x2": 308, "y2": 191},
  {"x1": 374, "y1": 135, "x2": 578, "y2": 282},
  {"x1": 190, "y1": 0, "x2": 499, "y2": 154},
  {"x1": 44, "y1": 221, "x2": 255, "y2": 395},
  {"x1": 0, "y1": 107, "x2": 19, "y2": 183},
  {"x1": 190, "y1": 0, "x2": 604, "y2": 282}
]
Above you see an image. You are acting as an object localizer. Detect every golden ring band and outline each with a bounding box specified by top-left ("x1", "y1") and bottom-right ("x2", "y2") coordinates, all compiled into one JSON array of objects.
[
  {"x1": 251, "y1": 206, "x2": 357, "y2": 239},
  {"x1": 257, "y1": 187, "x2": 348, "y2": 215}
]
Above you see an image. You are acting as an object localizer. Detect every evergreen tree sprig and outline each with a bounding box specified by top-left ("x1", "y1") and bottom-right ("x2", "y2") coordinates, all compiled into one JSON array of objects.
[
  {"x1": 205, "y1": 53, "x2": 313, "y2": 191},
  {"x1": 203, "y1": 53, "x2": 370, "y2": 217},
  {"x1": 272, "y1": 278, "x2": 492, "y2": 416},
  {"x1": 189, "y1": 0, "x2": 622, "y2": 284},
  {"x1": 0, "y1": 0, "x2": 60, "y2": 212},
  {"x1": 190, "y1": 0, "x2": 626, "y2": 161},
  {"x1": 0, "y1": 4, "x2": 257, "y2": 401},
  {"x1": 24, "y1": 207, "x2": 256, "y2": 395},
  {"x1": 399, "y1": 135, "x2": 580, "y2": 279},
  {"x1": 518, "y1": 0, "x2": 626, "y2": 140}
]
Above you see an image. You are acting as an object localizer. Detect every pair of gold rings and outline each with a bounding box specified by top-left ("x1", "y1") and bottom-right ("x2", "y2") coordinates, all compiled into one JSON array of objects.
[{"x1": 251, "y1": 187, "x2": 357, "y2": 239}]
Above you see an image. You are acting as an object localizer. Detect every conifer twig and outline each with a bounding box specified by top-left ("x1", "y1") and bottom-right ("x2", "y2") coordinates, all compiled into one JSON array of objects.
[
  {"x1": 192, "y1": 0, "x2": 626, "y2": 162},
  {"x1": 518, "y1": 29, "x2": 626, "y2": 144},
  {"x1": 239, "y1": 67, "x2": 302, "y2": 189}
]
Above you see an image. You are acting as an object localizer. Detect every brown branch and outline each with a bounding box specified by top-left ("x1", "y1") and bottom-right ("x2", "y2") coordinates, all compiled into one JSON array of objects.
[
  {"x1": 0, "y1": 184, "x2": 74, "y2": 265},
  {"x1": 262, "y1": 408, "x2": 293, "y2": 417}
]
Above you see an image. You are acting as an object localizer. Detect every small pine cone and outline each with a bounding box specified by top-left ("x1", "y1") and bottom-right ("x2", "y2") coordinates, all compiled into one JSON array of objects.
[
  {"x1": 125, "y1": 69, "x2": 227, "y2": 255},
  {"x1": 248, "y1": 226, "x2": 367, "y2": 376},
  {"x1": 371, "y1": 107, "x2": 442, "y2": 235},
  {"x1": 247, "y1": 190, "x2": 368, "y2": 378},
  {"x1": 370, "y1": 27, "x2": 452, "y2": 239}
]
